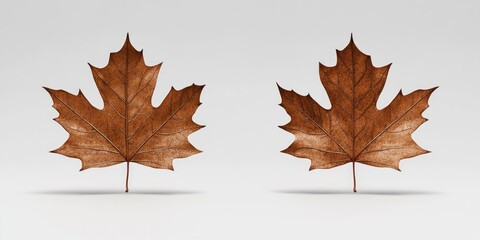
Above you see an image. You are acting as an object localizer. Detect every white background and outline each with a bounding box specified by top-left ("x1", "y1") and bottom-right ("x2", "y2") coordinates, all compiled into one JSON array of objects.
[{"x1": 0, "y1": 0, "x2": 479, "y2": 239}]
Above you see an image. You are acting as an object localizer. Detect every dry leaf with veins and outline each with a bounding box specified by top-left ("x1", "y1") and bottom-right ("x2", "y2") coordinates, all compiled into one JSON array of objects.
[
  {"x1": 278, "y1": 36, "x2": 436, "y2": 192},
  {"x1": 45, "y1": 35, "x2": 204, "y2": 192}
]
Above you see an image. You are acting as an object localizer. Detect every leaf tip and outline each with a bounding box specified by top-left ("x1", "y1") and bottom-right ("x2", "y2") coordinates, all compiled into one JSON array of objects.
[
  {"x1": 43, "y1": 86, "x2": 54, "y2": 94},
  {"x1": 280, "y1": 147, "x2": 290, "y2": 154},
  {"x1": 87, "y1": 62, "x2": 97, "y2": 70},
  {"x1": 156, "y1": 61, "x2": 163, "y2": 68},
  {"x1": 276, "y1": 83, "x2": 287, "y2": 92},
  {"x1": 337, "y1": 34, "x2": 357, "y2": 52},
  {"x1": 121, "y1": 33, "x2": 136, "y2": 52},
  {"x1": 79, "y1": 163, "x2": 90, "y2": 171},
  {"x1": 384, "y1": 62, "x2": 393, "y2": 69}
]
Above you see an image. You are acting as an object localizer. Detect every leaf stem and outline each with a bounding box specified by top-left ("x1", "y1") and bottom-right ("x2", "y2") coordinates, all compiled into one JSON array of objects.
[
  {"x1": 352, "y1": 161, "x2": 357, "y2": 192},
  {"x1": 125, "y1": 161, "x2": 130, "y2": 193}
]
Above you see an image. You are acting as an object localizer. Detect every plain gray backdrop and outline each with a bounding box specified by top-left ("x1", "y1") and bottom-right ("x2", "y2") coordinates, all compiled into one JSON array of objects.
[{"x1": 0, "y1": 0, "x2": 479, "y2": 239}]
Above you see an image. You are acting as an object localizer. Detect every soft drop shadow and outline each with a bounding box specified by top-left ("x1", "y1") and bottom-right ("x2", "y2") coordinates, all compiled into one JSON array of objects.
[
  {"x1": 274, "y1": 189, "x2": 440, "y2": 196},
  {"x1": 30, "y1": 190, "x2": 203, "y2": 195}
]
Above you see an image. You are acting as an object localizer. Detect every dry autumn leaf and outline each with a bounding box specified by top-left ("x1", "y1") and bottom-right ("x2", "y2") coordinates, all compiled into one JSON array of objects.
[
  {"x1": 45, "y1": 35, "x2": 204, "y2": 192},
  {"x1": 278, "y1": 36, "x2": 436, "y2": 192}
]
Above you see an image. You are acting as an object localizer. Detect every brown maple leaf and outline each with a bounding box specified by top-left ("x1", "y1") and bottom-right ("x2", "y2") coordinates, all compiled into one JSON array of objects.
[
  {"x1": 45, "y1": 35, "x2": 204, "y2": 192},
  {"x1": 278, "y1": 36, "x2": 436, "y2": 192}
]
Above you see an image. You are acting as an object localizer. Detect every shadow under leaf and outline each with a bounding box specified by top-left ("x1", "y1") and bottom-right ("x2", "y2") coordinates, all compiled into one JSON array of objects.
[
  {"x1": 274, "y1": 189, "x2": 440, "y2": 196},
  {"x1": 30, "y1": 190, "x2": 203, "y2": 195}
]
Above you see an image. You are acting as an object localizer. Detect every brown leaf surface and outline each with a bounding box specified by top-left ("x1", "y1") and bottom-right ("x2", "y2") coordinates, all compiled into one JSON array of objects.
[
  {"x1": 45, "y1": 35, "x2": 204, "y2": 192},
  {"x1": 278, "y1": 36, "x2": 436, "y2": 191}
]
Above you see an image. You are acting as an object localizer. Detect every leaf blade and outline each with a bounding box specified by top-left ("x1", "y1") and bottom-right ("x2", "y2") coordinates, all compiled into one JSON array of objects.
[
  {"x1": 46, "y1": 35, "x2": 204, "y2": 179},
  {"x1": 279, "y1": 37, "x2": 436, "y2": 175}
]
